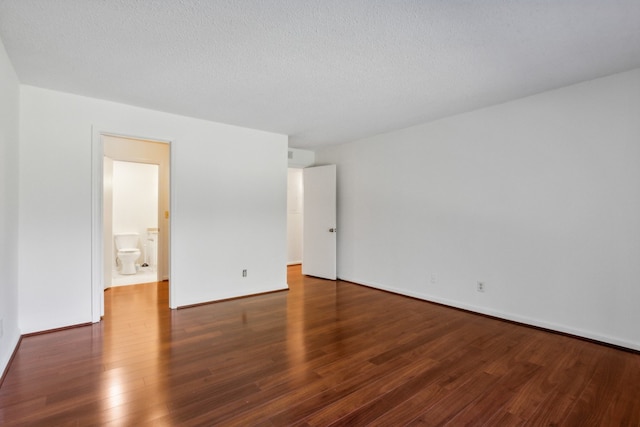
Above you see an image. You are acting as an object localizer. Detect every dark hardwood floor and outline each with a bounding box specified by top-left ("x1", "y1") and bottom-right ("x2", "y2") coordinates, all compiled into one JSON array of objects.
[{"x1": 1, "y1": 265, "x2": 639, "y2": 426}]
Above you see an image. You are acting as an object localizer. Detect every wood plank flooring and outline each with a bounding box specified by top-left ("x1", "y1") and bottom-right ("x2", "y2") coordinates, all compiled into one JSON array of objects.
[{"x1": 1, "y1": 265, "x2": 639, "y2": 425}]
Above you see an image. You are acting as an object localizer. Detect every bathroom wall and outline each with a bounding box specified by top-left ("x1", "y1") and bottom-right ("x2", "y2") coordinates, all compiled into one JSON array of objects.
[
  {"x1": 18, "y1": 85, "x2": 287, "y2": 333},
  {"x1": 112, "y1": 160, "x2": 158, "y2": 269},
  {"x1": 112, "y1": 161, "x2": 158, "y2": 237},
  {"x1": 287, "y1": 168, "x2": 303, "y2": 264}
]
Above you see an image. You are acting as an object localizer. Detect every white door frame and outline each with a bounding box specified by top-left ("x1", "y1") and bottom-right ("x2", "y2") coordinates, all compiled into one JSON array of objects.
[{"x1": 91, "y1": 126, "x2": 176, "y2": 322}]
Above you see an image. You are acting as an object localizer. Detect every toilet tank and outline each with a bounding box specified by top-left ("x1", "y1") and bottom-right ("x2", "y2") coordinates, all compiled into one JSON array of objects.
[{"x1": 114, "y1": 233, "x2": 139, "y2": 250}]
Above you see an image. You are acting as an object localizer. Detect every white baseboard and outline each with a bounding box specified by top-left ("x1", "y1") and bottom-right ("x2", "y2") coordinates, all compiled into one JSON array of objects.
[
  {"x1": 338, "y1": 275, "x2": 640, "y2": 352},
  {"x1": 0, "y1": 331, "x2": 21, "y2": 382}
]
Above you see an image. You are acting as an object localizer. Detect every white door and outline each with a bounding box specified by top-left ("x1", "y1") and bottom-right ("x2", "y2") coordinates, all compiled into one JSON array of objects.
[{"x1": 303, "y1": 165, "x2": 337, "y2": 279}]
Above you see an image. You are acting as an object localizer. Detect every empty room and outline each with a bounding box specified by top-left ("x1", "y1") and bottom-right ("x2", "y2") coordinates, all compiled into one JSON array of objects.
[{"x1": 1, "y1": 1, "x2": 639, "y2": 425}]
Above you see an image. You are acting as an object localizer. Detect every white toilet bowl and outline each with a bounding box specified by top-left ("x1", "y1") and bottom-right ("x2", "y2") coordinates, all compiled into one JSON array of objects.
[
  {"x1": 114, "y1": 233, "x2": 141, "y2": 275},
  {"x1": 117, "y1": 248, "x2": 141, "y2": 274}
]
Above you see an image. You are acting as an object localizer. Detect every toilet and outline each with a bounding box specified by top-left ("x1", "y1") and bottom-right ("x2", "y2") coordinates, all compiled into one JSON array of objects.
[{"x1": 114, "y1": 233, "x2": 141, "y2": 275}]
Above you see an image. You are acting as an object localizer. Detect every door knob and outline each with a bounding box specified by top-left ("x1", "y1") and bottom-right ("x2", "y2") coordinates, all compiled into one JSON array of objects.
[{"x1": 329, "y1": 228, "x2": 337, "y2": 233}]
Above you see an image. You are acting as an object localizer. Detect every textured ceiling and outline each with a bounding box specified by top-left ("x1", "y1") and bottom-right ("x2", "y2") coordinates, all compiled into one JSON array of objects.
[{"x1": 1, "y1": 1, "x2": 639, "y2": 148}]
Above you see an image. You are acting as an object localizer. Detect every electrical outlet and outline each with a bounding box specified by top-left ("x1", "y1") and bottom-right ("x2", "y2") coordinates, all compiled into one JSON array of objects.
[
  {"x1": 477, "y1": 282, "x2": 485, "y2": 292},
  {"x1": 430, "y1": 274, "x2": 437, "y2": 284},
  {"x1": 242, "y1": 269, "x2": 247, "y2": 277}
]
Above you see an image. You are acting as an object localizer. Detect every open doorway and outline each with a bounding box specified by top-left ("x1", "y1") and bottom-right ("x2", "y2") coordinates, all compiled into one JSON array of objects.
[
  {"x1": 92, "y1": 132, "x2": 171, "y2": 320},
  {"x1": 287, "y1": 168, "x2": 304, "y2": 266},
  {"x1": 288, "y1": 164, "x2": 337, "y2": 278},
  {"x1": 104, "y1": 135, "x2": 170, "y2": 286},
  {"x1": 106, "y1": 159, "x2": 160, "y2": 287}
]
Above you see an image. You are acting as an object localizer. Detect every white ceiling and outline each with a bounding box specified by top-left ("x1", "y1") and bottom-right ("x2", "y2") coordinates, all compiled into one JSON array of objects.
[{"x1": 1, "y1": 1, "x2": 638, "y2": 148}]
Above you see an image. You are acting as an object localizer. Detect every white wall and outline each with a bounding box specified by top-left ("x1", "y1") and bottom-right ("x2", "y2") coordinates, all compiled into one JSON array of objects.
[
  {"x1": 287, "y1": 168, "x2": 303, "y2": 264},
  {"x1": 0, "y1": 36, "x2": 21, "y2": 377},
  {"x1": 112, "y1": 160, "x2": 158, "y2": 244},
  {"x1": 288, "y1": 148, "x2": 315, "y2": 168},
  {"x1": 112, "y1": 160, "x2": 158, "y2": 275},
  {"x1": 316, "y1": 68, "x2": 640, "y2": 350},
  {"x1": 19, "y1": 85, "x2": 288, "y2": 333}
]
